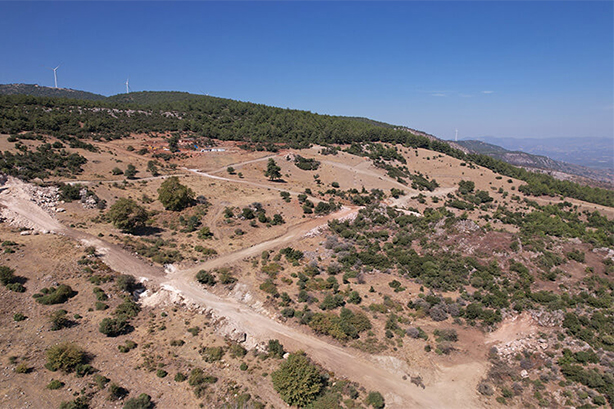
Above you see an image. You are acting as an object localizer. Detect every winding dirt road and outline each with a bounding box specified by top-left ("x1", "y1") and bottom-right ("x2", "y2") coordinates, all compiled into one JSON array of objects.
[{"x1": 0, "y1": 171, "x2": 485, "y2": 408}]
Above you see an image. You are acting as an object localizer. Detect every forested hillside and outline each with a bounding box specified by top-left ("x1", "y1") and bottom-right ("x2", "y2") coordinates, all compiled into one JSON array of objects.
[{"x1": 0, "y1": 92, "x2": 612, "y2": 207}]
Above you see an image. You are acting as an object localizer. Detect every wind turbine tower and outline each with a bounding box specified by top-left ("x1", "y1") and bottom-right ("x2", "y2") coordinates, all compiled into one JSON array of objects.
[
  {"x1": 50, "y1": 65, "x2": 60, "y2": 88},
  {"x1": 125, "y1": 78, "x2": 130, "y2": 94},
  {"x1": 455, "y1": 129, "x2": 458, "y2": 142}
]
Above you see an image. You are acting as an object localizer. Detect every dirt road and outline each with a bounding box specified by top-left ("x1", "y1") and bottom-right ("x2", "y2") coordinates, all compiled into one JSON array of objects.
[{"x1": 0, "y1": 177, "x2": 486, "y2": 408}]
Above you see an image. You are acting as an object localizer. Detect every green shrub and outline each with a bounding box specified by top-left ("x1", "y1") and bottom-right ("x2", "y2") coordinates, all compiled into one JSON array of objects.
[
  {"x1": 114, "y1": 298, "x2": 140, "y2": 319},
  {"x1": 33, "y1": 284, "x2": 76, "y2": 305},
  {"x1": 366, "y1": 391, "x2": 385, "y2": 408},
  {"x1": 268, "y1": 339, "x2": 285, "y2": 359},
  {"x1": 123, "y1": 393, "x2": 154, "y2": 409},
  {"x1": 47, "y1": 379, "x2": 64, "y2": 390},
  {"x1": 94, "y1": 374, "x2": 110, "y2": 389},
  {"x1": 13, "y1": 313, "x2": 26, "y2": 322},
  {"x1": 156, "y1": 369, "x2": 168, "y2": 378},
  {"x1": 196, "y1": 270, "x2": 216, "y2": 286},
  {"x1": 59, "y1": 397, "x2": 89, "y2": 409},
  {"x1": 108, "y1": 383, "x2": 129, "y2": 401},
  {"x1": 93, "y1": 287, "x2": 108, "y2": 301},
  {"x1": 200, "y1": 346, "x2": 224, "y2": 362},
  {"x1": 50, "y1": 309, "x2": 72, "y2": 331},
  {"x1": 0, "y1": 265, "x2": 16, "y2": 285},
  {"x1": 99, "y1": 317, "x2": 129, "y2": 337},
  {"x1": 95, "y1": 301, "x2": 108, "y2": 311},
  {"x1": 45, "y1": 343, "x2": 87, "y2": 373},
  {"x1": 271, "y1": 352, "x2": 323, "y2": 407},
  {"x1": 118, "y1": 340, "x2": 138, "y2": 353},
  {"x1": 174, "y1": 372, "x2": 186, "y2": 382},
  {"x1": 116, "y1": 274, "x2": 137, "y2": 293}
]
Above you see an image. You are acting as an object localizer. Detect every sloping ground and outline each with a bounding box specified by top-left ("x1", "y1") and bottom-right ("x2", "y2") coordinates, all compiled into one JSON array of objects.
[{"x1": 0, "y1": 176, "x2": 490, "y2": 409}]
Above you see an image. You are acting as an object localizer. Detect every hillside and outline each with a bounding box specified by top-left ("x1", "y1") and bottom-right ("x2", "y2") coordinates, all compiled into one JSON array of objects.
[
  {"x1": 0, "y1": 83, "x2": 106, "y2": 101},
  {"x1": 456, "y1": 139, "x2": 614, "y2": 187},
  {"x1": 0, "y1": 88, "x2": 612, "y2": 409}
]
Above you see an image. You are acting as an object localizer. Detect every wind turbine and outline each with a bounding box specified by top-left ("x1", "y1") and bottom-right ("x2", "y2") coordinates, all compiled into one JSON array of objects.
[
  {"x1": 49, "y1": 65, "x2": 60, "y2": 88},
  {"x1": 125, "y1": 77, "x2": 130, "y2": 94},
  {"x1": 455, "y1": 129, "x2": 458, "y2": 142}
]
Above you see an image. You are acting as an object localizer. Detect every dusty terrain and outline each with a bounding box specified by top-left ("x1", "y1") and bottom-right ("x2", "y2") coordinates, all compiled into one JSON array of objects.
[{"x1": 1, "y1": 135, "x2": 611, "y2": 409}]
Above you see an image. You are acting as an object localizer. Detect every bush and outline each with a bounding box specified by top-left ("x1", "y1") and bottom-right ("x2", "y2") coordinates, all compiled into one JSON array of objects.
[
  {"x1": 13, "y1": 313, "x2": 26, "y2": 321},
  {"x1": 271, "y1": 352, "x2": 323, "y2": 407},
  {"x1": 94, "y1": 374, "x2": 110, "y2": 389},
  {"x1": 477, "y1": 382, "x2": 494, "y2": 396},
  {"x1": 158, "y1": 176, "x2": 194, "y2": 211},
  {"x1": 116, "y1": 274, "x2": 137, "y2": 293},
  {"x1": 114, "y1": 298, "x2": 140, "y2": 319},
  {"x1": 50, "y1": 309, "x2": 72, "y2": 331},
  {"x1": 434, "y1": 328, "x2": 458, "y2": 342},
  {"x1": 45, "y1": 343, "x2": 87, "y2": 373},
  {"x1": 107, "y1": 198, "x2": 148, "y2": 233},
  {"x1": 196, "y1": 270, "x2": 216, "y2": 286},
  {"x1": 99, "y1": 317, "x2": 129, "y2": 337},
  {"x1": 366, "y1": 391, "x2": 385, "y2": 408},
  {"x1": 15, "y1": 363, "x2": 30, "y2": 374},
  {"x1": 123, "y1": 393, "x2": 154, "y2": 409},
  {"x1": 201, "y1": 346, "x2": 224, "y2": 362},
  {"x1": 47, "y1": 379, "x2": 64, "y2": 390},
  {"x1": 108, "y1": 383, "x2": 129, "y2": 400},
  {"x1": 33, "y1": 284, "x2": 76, "y2": 305},
  {"x1": 268, "y1": 339, "x2": 285, "y2": 359},
  {"x1": 59, "y1": 397, "x2": 89, "y2": 409},
  {"x1": 429, "y1": 304, "x2": 448, "y2": 322},
  {"x1": 0, "y1": 265, "x2": 16, "y2": 285},
  {"x1": 174, "y1": 372, "x2": 186, "y2": 382},
  {"x1": 156, "y1": 369, "x2": 168, "y2": 378}
]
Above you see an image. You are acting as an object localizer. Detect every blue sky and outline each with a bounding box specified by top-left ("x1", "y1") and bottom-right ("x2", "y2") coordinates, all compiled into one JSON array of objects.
[{"x1": 1, "y1": 1, "x2": 612, "y2": 140}]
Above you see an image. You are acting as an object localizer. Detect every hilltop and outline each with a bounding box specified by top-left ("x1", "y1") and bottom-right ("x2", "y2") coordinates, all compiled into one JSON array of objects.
[{"x1": 0, "y1": 83, "x2": 106, "y2": 101}]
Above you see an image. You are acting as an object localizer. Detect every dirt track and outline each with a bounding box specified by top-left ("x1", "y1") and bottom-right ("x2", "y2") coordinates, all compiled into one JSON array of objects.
[{"x1": 0, "y1": 175, "x2": 486, "y2": 409}]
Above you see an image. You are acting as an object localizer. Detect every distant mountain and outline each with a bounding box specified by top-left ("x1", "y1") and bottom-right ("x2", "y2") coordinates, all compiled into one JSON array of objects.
[
  {"x1": 456, "y1": 139, "x2": 613, "y2": 186},
  {"x1": 471, "y1": 136, "x2": 613, "y2": 171},
  {"x1": 0, "y1": 83, "x2": 106, "y2": 101}
]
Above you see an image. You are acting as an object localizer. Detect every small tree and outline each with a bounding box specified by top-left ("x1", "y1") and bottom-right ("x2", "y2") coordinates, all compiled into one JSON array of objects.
[
  {"x1": 107, "y1": 198, "x2": 148, "y2": 233},
  {"x1": 271, "y1": 352, "x2": 323, "y2": 407},
  {"x1": 366, "y1": 391, "x2": 385, "y2": 408},
  {"x1": 157, "y1": 177, "x2": 195, "y2": 211},
  {"x1": 0, "y1": 265, "x2": 16, "y2": 285},
  {"x1": 146, "y1": 161, "x2": 159, "y2": 176},
  {"x1": 124, "y1": 164, "x2": 138, "y2": 179},
  {"x1": 264, "y1": 159, "x2": 282, "y2": 181}
]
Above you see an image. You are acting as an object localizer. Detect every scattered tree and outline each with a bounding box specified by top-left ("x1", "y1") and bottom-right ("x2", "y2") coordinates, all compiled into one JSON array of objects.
[
  {"x1": 157, "y1": 176, "x2": 195, "y2": 211},
  {"x1": 264, "y1": 159, "x2": 282, "y2": 181},
  {"x1": 107, "y1": 198, "x2": 148, "y2": 233}
]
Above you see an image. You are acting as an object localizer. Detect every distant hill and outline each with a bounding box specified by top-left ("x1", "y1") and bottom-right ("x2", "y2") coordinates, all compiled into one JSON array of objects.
[
  {"x1": 0, "y1": 83, "x2": 106, "y2": 101},
  {"x1": 472, "y1": 136, "x2": 613, "y2": 170},
  {"x1": 456, "y1": 139, "x2": 613, "y2": 186}
]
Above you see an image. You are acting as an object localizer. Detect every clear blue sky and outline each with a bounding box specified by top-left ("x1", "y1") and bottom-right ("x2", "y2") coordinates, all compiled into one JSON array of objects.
[{"x1": 1, "y1": 1, "x2": 612, "y2": 140}]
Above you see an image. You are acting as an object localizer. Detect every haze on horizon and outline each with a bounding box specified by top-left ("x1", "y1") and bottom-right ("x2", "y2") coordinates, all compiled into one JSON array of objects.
[{"x1": 0, "y1": 1, "x2": 612, "y2": 141}]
